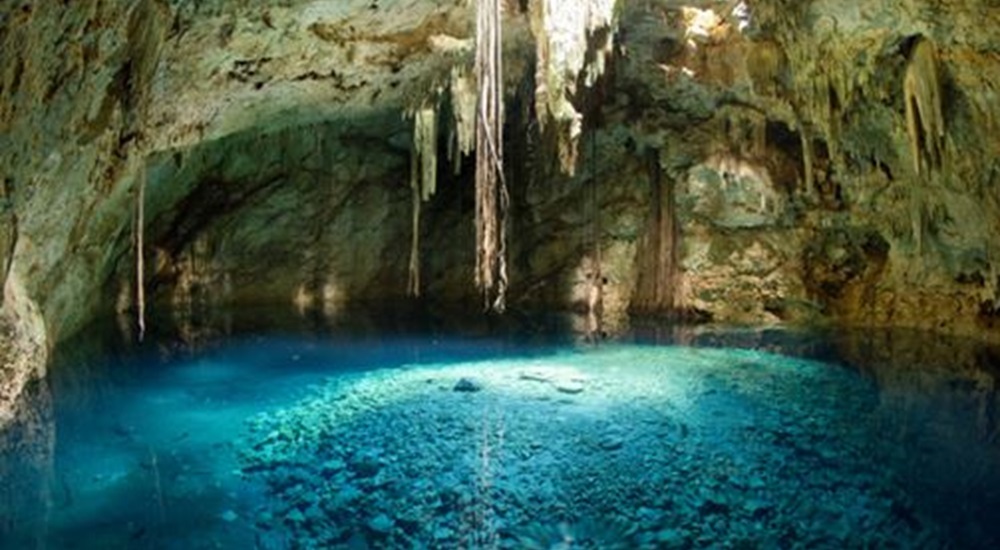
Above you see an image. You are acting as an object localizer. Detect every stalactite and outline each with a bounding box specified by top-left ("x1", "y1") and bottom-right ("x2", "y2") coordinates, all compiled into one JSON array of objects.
[
  {"x1": 475, "y1": 0, "x2": 508, "y2": 312},
  {"x1": 528, "y1": 0, "x2": 550, "y2": 132},
  {"x1": 904, "y1": 36, "x2": 945, "y2": 176},
  {"x1": 826, "y1": 82, "x2": 843, "y2": 170},
  {"x1": 416, "y1": 107, "x2": 437, "y2": 201},
  {"x1": 912, "y1": 194, "x2": 925, "y2": 255},
  {"x1": 448, "y1": 66, "x2": 477, "y2": 175},
  {"x1": 746, "y1": 39, "x2": 787, "y2": 98},
  {"x1": 795, "y1": 109, "x2": 816, "y2": 196},
  {"x1": 900, "y1": 37, "x2": 945, "y2": 255},
  {"x1": 408, "y1": 106, "x2": 438, "y2": 297},
  {"x1": 752, "y1": 113, "x2": 767, "y2": 158},
  {"x1": 804, "y1": 74, "x2": 839, "y2": 168}
]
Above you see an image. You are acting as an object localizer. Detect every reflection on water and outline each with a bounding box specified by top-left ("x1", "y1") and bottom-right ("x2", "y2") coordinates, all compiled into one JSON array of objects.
[
  {"x1": 833, "y1": 329, "x2": 1000, "y2": 545},
  {"x1": 0, "y1": 380, "x2": 54, "y2": 547},
  {"x1": 0, "y1": 309, "x2": 999, "y2": 548}
]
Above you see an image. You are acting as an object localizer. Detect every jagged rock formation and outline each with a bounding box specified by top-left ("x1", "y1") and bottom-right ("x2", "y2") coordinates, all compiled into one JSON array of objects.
[
  {"x1": 2, "y1": 0, "x2": 1000, "y2": 418},
  {"x1": 608, "y1": 0, "x2": 1000, "y2": 333}
]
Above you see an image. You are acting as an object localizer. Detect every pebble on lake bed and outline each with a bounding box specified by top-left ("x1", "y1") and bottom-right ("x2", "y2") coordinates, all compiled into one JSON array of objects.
[
  {"x1": 555, "y1": 380, "x2": 585, "y2": 394},
  {"x1": 453, "y1": 377, "x2": 482, "y2": 392}
]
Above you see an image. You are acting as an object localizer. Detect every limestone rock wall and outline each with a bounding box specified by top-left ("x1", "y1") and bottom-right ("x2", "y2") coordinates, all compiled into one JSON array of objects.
[
  {"x1": 0, "y1": 0, "x2": 521, "y2": 419},
  {"x1": 605, "y1": 0, "x2": 1000, "y2": 335},
  {"x1": 750, "y1": 0, "x2": 1000, "y2": 335},
  {"x1": 0, "y1": 0, "x2": 504, "y2": 342}
]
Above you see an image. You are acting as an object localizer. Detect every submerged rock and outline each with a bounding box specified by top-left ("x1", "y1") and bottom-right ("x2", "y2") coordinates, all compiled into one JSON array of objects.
[
  {"x1": 453, "y1": 378, "x2": 482, "y2": 393},
  {"x1": 599, "y1": 434, "x2": 624, "y2": 451},
  {"x1": 367, "y1": 513, "x2": 394, "y2": 535},
  {"x1": 433, "y1": 526, "x2": 455, "y2": 542},
  {"x1": 321, "y1": 458, "x2": 346, "y2": 475},
  {"x1": 350, "y1": 450, "x2": 383, "y2": 478},
  {"x1": 285, "y1": 508, "x2": 306, "y2": 525},
  {"x1": 346, "y1": 532, "x2": 371, "y2": 550},
  {"x1": 555, "y1": 380, "x2": 585, "y2": 394},
  {"x1": 519, "y1": 370, "x2": 552, "y2": 383}
]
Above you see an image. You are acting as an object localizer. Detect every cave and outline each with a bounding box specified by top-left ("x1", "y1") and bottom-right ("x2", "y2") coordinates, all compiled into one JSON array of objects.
[{"x1": 2, "y1": 0, "x2": 1000, "y2": 547}]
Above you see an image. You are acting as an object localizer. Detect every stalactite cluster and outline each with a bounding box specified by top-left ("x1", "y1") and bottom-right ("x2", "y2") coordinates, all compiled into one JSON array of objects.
[
  {"x1": 529, "y1": 0, "x2": 618, "y2": 176},
  {"x1": 781, "y1": 26, "x2": 885, "y2": 178},
  {"x1": 899, "y1": 37, "x2": 945, "y2": 255},
  {"x1": 475, "y1": 0, "x2": 508, "y2": 312},
  {"x1": 396, "y1": 0, "x2": 621, "y2": 311}
]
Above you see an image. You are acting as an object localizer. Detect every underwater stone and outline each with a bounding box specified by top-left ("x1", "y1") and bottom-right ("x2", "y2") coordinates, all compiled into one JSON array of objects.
[
  {"x1": 305, "y1": 504, "x2": 324, "y2": 523},
  {"x1": 599, "y1": 435, "x2": 624, "y2": 451},
  {"x1": 433, "y1": 526, "x2": 455, "y2": 541},
  {"x1": 453, "y1": 377, "x2": 482, "y2": 392},
  {"x1": 285, "y1": 508, "x2": 306, "y2": 524},
  {"x1": 556, "y1": 380, "x2": 585, "y2": 394},
  {"x1": 656, "y1": 527, "x2": 687, "y2": 546},
  {"x1": 519, "y1": 370, "x2": 552, "y2": 383},
  {"x1": 395, "y1": 508, "x2": 423, "y2": 534},
  {"x1": 321, "y1": 458, "x2": 346, "y2": 475},
  {"x1": 350, "y1": 450, "x2": 383, "y2": 478},
  {"x1": 368, "y1": 513, "x2": 395, "y2": 534},
  {"x1": 301, "y1": 490, "x2": 320, "y2": 505},
  {"x1": 346, "y1": 532, "x2": 370, "y2": 549},
  {"x1": 220, "y1": 509, "x2": 238, "y2": 522},
  {"x1": 334, "y1": 483, "x2": 363, "y2": 506},
  {"x1": 255, "y1": 510, "x2": 273, "y2": 527},
  {"x1": 744, "y1": 499, "x2": 773, "y2": 519}
]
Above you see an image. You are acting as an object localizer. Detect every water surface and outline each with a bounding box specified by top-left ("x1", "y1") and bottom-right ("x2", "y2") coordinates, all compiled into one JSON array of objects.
[{"x1": 1, "y1": 311, "x2": 998, "y2": 548}]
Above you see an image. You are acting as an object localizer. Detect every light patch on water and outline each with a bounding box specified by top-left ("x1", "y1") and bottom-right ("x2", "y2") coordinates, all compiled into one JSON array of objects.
[{"x1": 238, "y1": 344, "x2": 920, "y2": 548}]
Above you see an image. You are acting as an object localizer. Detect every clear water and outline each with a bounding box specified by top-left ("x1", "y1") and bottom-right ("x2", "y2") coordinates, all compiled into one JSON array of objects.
[{"x1": 1, "y1": 311, "x2": 999, "y2": 549}]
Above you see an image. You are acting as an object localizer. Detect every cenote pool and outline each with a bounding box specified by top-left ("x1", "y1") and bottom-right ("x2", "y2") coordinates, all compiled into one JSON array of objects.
[{"x1": 2, "y1": 312, "x2": 999, "y2": 549}]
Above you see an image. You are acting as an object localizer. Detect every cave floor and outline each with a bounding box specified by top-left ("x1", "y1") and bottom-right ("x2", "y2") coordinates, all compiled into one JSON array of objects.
[{"x1": 1, "y1": 319, "x2": 999, "y2": 549}]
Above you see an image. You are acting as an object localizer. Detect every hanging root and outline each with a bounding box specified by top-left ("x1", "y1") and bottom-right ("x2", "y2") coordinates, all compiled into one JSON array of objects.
[
  {"x1": 408, "y1": 181, "x2": 422, "y2": 297},
  {"x1": 475, "y1": 0, "x2": 508, "y2": 312},
  {"x1": 135, "y1": 163, "x2": 146, "y2": 342}
]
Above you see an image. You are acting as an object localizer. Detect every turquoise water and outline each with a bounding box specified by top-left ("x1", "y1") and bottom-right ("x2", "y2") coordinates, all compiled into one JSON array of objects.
[{"x1": 2, "y1": 314, "x2": 999, "y2": 548}]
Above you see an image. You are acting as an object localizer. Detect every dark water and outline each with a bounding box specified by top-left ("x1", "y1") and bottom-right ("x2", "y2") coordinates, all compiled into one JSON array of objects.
[{"x1": 1, "y1": 309, "x2": 999, "y2": 549}]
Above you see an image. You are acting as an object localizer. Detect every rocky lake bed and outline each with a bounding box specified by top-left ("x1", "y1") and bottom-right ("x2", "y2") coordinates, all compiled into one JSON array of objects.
[{"x1": 239, "y1": 345, "x2": 944, "y2": 549}]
